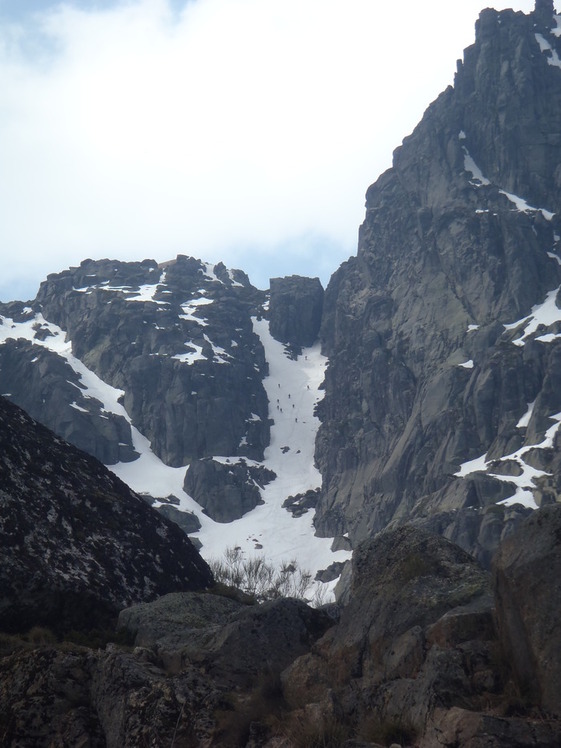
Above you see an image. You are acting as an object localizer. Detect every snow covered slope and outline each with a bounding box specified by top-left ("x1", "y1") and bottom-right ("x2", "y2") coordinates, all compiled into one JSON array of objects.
[{"x1": 0, "y1": 257, "x2": 349, "y2": 598}]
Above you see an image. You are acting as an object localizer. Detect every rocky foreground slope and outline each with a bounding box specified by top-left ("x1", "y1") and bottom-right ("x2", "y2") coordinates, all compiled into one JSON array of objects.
[
  {"x1": 0, "y1": 396, "x2": 212, "y2": 634},
  {"x1": 0, "y1": 504, "x2": 559, "y2": 746}
]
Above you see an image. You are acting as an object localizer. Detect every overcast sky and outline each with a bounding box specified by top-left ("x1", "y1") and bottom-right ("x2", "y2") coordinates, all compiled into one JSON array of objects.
[{"x1": 0, "y1": 0, "x2": 538, "y2": 301}]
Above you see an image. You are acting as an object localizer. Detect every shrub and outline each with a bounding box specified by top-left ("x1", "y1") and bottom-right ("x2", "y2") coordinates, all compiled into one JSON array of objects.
[
  {"x1": 209, "y1": 546, "x2": 327, "y2": 605},
  {"x1": 284, "y1": 712, "x2": 351, "y2": 747},
  {"x1": 26, "y1": 626, "x2": 57, "y2": 645}
]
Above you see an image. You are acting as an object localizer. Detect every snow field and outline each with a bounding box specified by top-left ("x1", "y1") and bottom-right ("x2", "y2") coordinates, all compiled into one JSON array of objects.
[{"x1": 0, "y1": 304, "x2": 350, "y2": 600}]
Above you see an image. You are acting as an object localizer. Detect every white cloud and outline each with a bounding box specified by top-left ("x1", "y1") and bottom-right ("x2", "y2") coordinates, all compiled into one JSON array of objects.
[{"x1": 0, "y1": 0, "x2": 537, "y2": 300}]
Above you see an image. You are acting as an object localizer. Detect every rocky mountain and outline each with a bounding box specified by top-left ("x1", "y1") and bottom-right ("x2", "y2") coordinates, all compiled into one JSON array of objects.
[
  {"x1": 2, "y1": 2, "x2": 561, "y2": 582},
  {"x1": 314, "y1": 0, "x2": 561, "y2": 566},
  {"x1": 1, "y1": 2, "x2": 561, "y2": 746},
  {"x1": 0, "y1": 255, "x2": 343, "y2": 588},
  {"x1": 0, "y1": 395, "x2": 212, "y2": 635},
  {"x1": 1, "y1": 255, "x2": 269, "y2": 467}
]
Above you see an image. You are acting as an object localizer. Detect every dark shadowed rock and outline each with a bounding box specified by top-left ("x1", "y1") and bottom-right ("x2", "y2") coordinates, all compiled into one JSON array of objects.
[
  {"x1": 424, "y1": 706, "x2": 561, "y2": 748},
  {"x1": 184, "y1": 457, "x2": 275, "y2": 522},
  {"x1": 0, "y1": 338, "x2": 137, "y2": 465},
  {"x1": 0, "y1": 644, "x2": 220, "y2": 748},
  {"x1": 269, "y1": 275, "x2": 324, "y2": 349},
  {"x1": 283, "y1": 527, "x2": 492, "y2": 725},
  {"x1": 204, "y1": 596, "x2": 333, "y2": 688},
  {"x1": 410, "y1": 502, "x2": 533, "y2": 569},
  {"x1": 117, "y1": 591, "x2": 243, "y2": 653},
  {"x1": 493, "y1": 503, "x2": 561, "y2": 715},
  {"x1": 0, "y1": 397, "x2": 212, "y2": 635},
  {"x1": 155, "y1": 504, "x2": 201, "y2": 535},
  {"x1": 282, "y1": 524, "x2": 561, "y2": 745},
  {"x1": 320, "y1": 526, "x2": 489, "y2": 683}
]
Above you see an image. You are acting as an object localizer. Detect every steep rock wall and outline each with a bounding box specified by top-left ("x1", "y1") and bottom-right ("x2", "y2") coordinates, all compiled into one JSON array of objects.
[{"x1": 315, "y1": 1, "x2": 561, "y2": 561}]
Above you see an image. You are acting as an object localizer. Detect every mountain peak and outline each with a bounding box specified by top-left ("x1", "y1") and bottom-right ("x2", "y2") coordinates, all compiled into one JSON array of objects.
[{"x1": 535, "y1": 0, "x2": 555, "y2": 18}]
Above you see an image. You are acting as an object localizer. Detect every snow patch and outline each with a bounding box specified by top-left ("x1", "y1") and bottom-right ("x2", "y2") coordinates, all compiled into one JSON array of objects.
[
  {"x1": 516, "y1": 401, "x2": 535, "y2": 429},
  {"x1": 201, "y1": 262, "x2": 220, "y2": 283},
  {"x1": 463, "y1": 149, "x2": 490, "y2": 186},
  {"x1": 504, "y1": 288, "x2": 561, "y2": 346},
  {"x1": 454, "y1": 410, "x2": 561, "y2": 510},
  {"x1": 499, "y1": 189, "x2": 555, "y2": 221},
  {"x1": 178, "y1": 296, "x2": 212, "y2": 326},
  {"x1": 535, "y1": 32, "x2": 561, "y2": 68},
  {"x1": 227, "y1": 269, "x2": 244, "y2": 287},
  {"x1": 461, "y1": 142, "x2": 554, "y2": 220},
  {"x1": 172, "y1": 342, "x2": 205, "y2": 364},
  {"x1": 455, "y1": 453, "x2": 488, "y2": 478},
  {"x1": 203, "y1": 334, "x2": 232, "y2": 364},
  {"x1": 74, "y1": 271, "x2": 170, "y2": 304}
]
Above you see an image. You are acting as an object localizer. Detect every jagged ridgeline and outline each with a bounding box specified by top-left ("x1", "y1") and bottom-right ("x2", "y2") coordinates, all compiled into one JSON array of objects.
[
  {"x1": 0, "y1": 255, "x2": 343, "y2": 585},
  {"x1": 2, "y1": 0, "x2": 561, "y2": 581}
]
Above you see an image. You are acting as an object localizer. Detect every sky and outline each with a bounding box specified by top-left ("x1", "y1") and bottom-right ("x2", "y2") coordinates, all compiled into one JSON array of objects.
[{"x1": 0, "y1": 0, "x2": 538, "y2": 301}]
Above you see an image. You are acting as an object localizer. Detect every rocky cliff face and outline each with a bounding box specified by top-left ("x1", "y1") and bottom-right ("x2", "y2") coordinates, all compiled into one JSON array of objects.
[
  {"x1": 27, "y1": 255, "x2": 270, "y2": 467},
  {"x1": 0, "y1": 396, "x2": 212, "y2": 635},
  {"x1": 314, "y1": 0, "x2": 561, "y2": 563}
]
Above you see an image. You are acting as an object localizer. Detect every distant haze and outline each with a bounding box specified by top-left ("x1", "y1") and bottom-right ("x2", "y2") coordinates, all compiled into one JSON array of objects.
[{"x1": 0, "y1": 0, "x2": 537, "y2": 300}]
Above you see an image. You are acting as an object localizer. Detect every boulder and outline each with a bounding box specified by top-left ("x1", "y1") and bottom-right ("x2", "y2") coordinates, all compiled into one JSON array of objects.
[
  {"x1": 117, "y1": 591, "x2": 243, "y2": 652},
  {"x1": 155, "y1": 504, "x2": 201, "y2": 535},
  {"x1": 327, "y1": 526, "x2": 490, "y2": 684},
  {"x1": 282, "y1": 526, "x2": 495, "y2": 734},
  {"x1": 493, "y1": 503, "x2": 561, "y2": 715},
  {"x1": 185, "y1": 458, "x2": 275, "y2": 522},
  {"x1": 283, "y1": 523, "x2": 561, "y2": 744},
  {"x1": 204, "y1": 597, "x2": 333, "y2": 688}
]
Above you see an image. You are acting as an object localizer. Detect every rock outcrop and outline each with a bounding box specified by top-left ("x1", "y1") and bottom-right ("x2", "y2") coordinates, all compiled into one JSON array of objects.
[
  {"x1": 0, "y1": 396, "x2": 212, "y2": 635},
  {"x1": 314, "y1": 0, "x2": 561, "y2": 563},
  {"x1": 0, "y1": 591, "x2": 332, "y2": 747},
  {"x1": 0, "y1": 256, "x2": 270, "y2": 468},
  {"x1": 1, "y1": 508, "x2": 560, "y2": 746},
  {"x1": 184, "y1": 458, "x2": 275, "y2": 522},
  {"x1": 493, "y1": 502, "x2": 561, "y2": 716},
  {"x1": 281, "y1": 520, "x2": 561, "y2": 747},
  {"x1": 268, "y1": 275, "x2": 324, "y2": 350}
]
